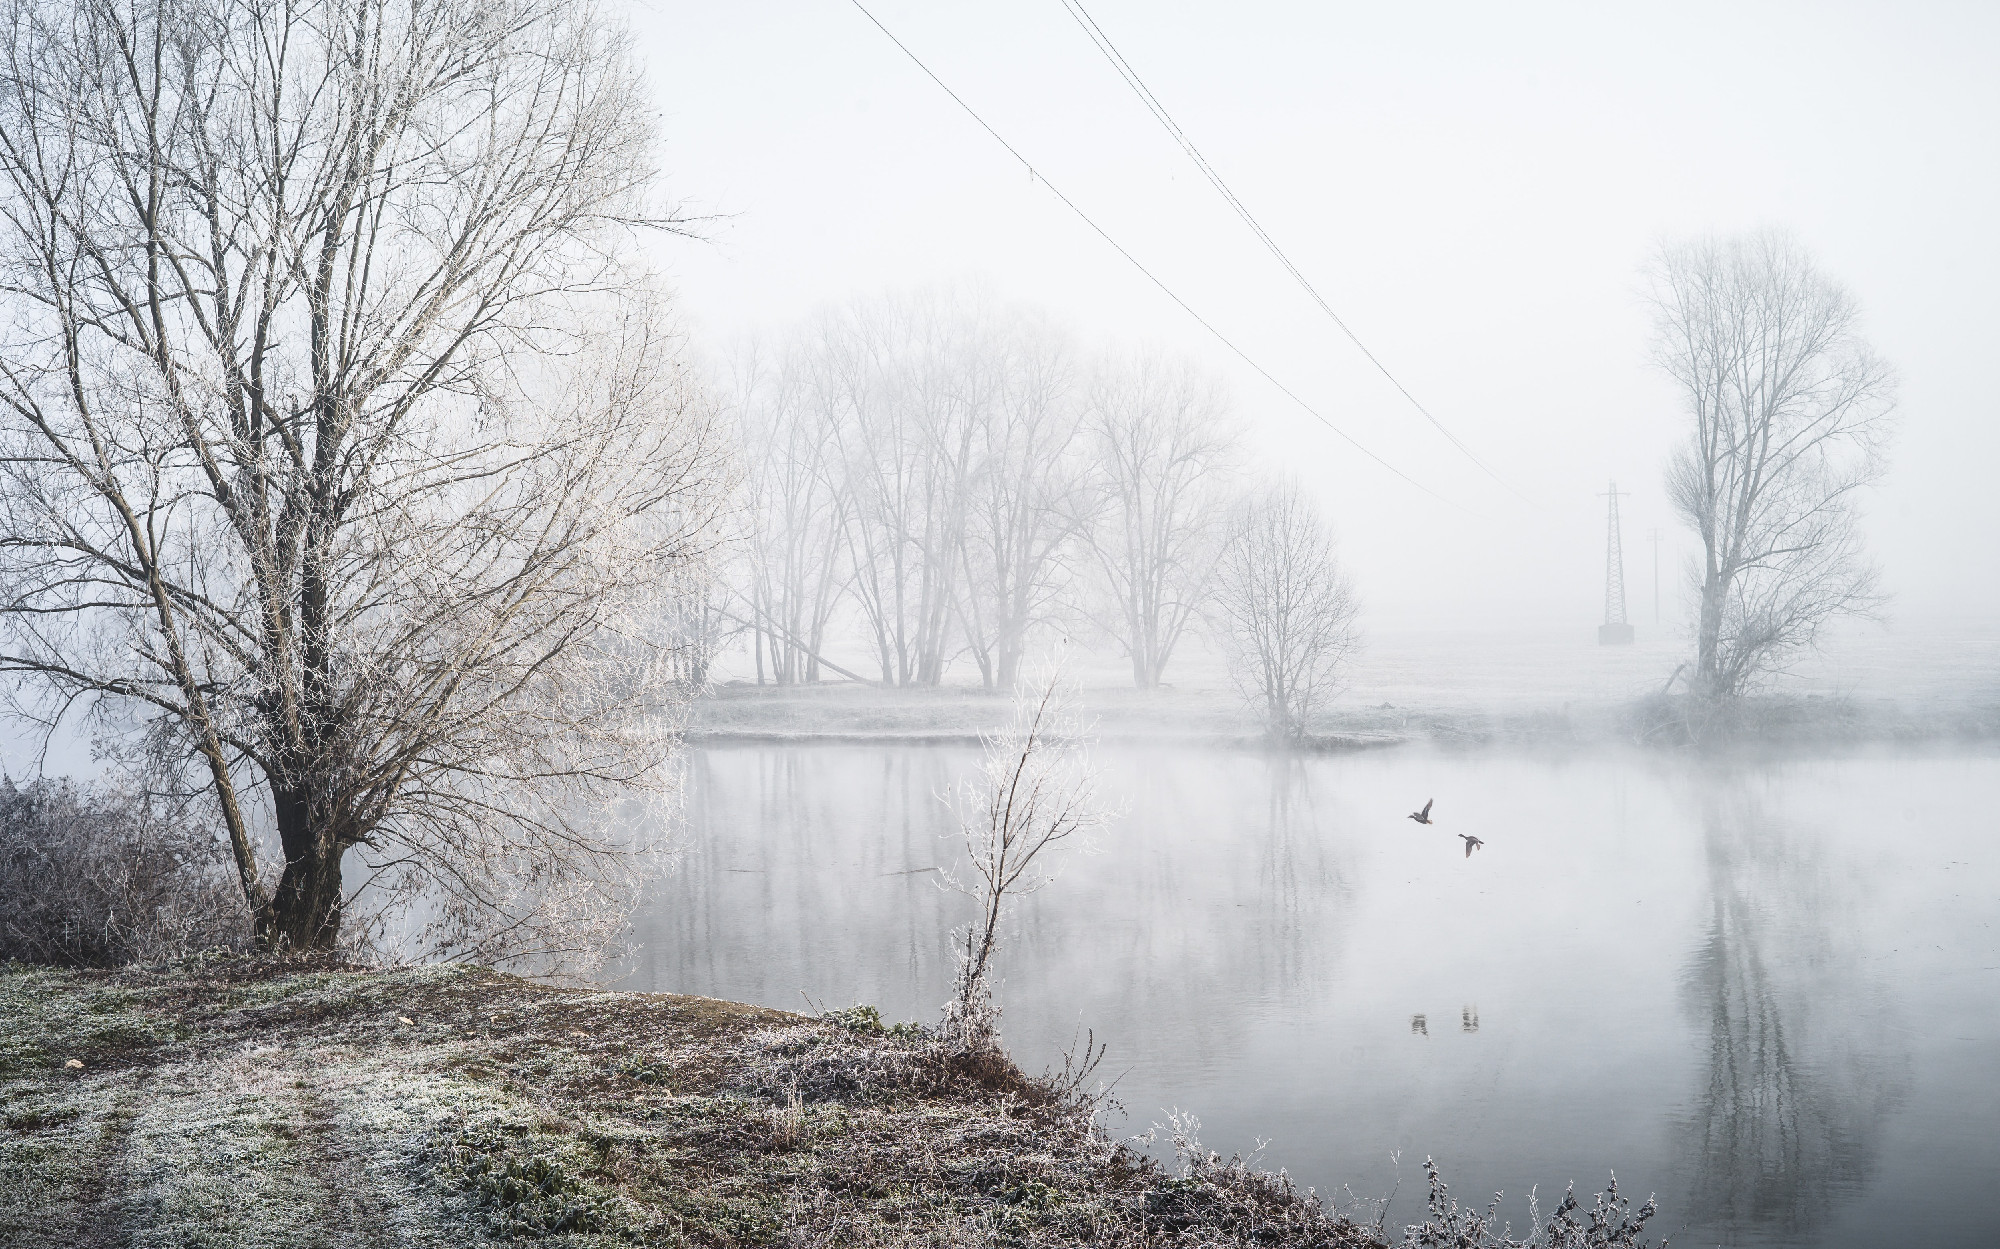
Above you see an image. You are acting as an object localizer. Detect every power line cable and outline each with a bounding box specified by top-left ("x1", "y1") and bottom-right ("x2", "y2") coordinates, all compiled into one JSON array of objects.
[
  {"x1": 1056, "y1": 0, "x2": 1524, "y2": 502},
  {"x1": 846, "y1": 0, "x2": 1465, "y2": 510}
]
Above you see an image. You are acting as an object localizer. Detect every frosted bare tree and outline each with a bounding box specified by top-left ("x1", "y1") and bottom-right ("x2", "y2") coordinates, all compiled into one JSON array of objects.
[
  {"x1": 732, "y1": 342, "x2": 851, "y2": 684},
  {"x1": 941, "y1": 649, "x2": 1105, "y2": 1052},
  {"x1": 1212, "y1": 481, "x2": 1360, "y2": 741},
  {"x1": 826, "y1": 291, "x2": 988, "y2": 687},
  {"x1": 956, "y1": 313, "x2": 1093, "y2": 690},
  {"x1": 659, "y1": 538, "x2": 737, "y2": 692},
  {"x1": 1084, "y1": 354, "x2": 1239, "y2": 689},
  {"x1": 1649, "y1": 230, "x2": 1897, "y2": 700},
  {"x1": 0, "y1": 0, "x2": 725, "y2": 961}
]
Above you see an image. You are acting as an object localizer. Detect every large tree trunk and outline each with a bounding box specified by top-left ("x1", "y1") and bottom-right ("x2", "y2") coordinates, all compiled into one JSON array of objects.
[
  {"x1": 996, "y1": 644, "x2": 1021, "y2": 691},
  {"x1": 1695, "y1": 567, "x2": 1727, "y2": 699},
  {"x1": 264, "y1": 784, "x2": 345, "y2": 950}
]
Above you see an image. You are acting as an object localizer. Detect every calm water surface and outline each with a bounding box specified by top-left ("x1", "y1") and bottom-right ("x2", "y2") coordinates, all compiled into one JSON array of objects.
[{"x1": 626, "y1": 743, "x2": 2000, "y2": 1248}]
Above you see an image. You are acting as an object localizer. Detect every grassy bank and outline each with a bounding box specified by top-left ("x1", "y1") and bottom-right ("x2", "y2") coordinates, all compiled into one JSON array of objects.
[
  {"x1": 688, "y1": 681, "x2": 1496, "y2": 750},
  {"x1": 1, "y1": 957, "x2": 1398, "y2": 1248}
]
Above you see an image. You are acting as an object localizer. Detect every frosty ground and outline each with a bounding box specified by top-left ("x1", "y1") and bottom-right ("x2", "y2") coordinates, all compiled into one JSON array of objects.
[
  {"x1": 3, "y1": 958, "x2": 1674, "y2": 1248},
  {"x1": 2, "y1": 957, "x2": 1404, "y2": 1248}
]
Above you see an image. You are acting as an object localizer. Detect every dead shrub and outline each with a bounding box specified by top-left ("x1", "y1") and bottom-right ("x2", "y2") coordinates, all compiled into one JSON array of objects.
[{"x1": 0, "y1": 776, "x2": 248, "y2": 965}]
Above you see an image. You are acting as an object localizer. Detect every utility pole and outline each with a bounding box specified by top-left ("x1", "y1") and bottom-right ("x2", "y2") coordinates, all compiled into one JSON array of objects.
[
  {"x1": 1598, "y1": 482, "x2": 1633, "y2": 645},
  {"x1": 1649, "y1": 529, "x2": 1661, "y2": 625}
]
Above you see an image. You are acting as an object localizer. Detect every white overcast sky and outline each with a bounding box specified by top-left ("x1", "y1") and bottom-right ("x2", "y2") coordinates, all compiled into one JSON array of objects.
[{"x1": 628, "y1": 0, "x2": 2000, "y2": 634}]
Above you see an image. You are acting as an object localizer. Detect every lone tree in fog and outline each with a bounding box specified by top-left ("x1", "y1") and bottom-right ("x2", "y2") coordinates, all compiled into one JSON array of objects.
[
  {"x1": 1085, "y1": 355, "x2": 1238, "y2": 689},
  {"x1": 0, "y1": 0, "x2": 723, "y2": 959},
  {"x1": 1212, "y1": 481, "x2": 1359, "y2": 741},
  {"x1": 1649, "y1": 230, "x2": 1896, "y2": 700}
]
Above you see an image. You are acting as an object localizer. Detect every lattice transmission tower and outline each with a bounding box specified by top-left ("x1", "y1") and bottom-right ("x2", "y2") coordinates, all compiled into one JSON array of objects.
[{"x1": 1598, "y1": 481, "x2": 1634, "y2": 645}]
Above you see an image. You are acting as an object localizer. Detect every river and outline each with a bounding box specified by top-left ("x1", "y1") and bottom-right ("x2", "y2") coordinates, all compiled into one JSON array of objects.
[{"x1": 626, "y1": 740, "x2": 2000, "y2": 1248}]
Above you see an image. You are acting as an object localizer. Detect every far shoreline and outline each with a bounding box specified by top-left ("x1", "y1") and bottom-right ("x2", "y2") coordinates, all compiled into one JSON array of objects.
[{"x1": 685, "y1": 678, "x2": 2000, "y2": 752}]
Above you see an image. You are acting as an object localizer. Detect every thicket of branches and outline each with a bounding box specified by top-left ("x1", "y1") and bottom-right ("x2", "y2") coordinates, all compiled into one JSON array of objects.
[{"x1": 0, "y1": 775, "x2": 248, "y2": 965}]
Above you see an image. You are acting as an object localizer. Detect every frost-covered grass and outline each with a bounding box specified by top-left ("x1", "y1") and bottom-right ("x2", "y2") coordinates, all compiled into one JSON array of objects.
[{"x1": 0, "y1": 958, "x2": 1661, "y2": 1248}]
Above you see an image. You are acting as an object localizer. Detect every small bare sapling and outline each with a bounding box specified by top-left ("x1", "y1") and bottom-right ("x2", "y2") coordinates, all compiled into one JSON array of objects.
[{"x1": 939, "y1": 650, "x2": 1107, "y2": 1053}]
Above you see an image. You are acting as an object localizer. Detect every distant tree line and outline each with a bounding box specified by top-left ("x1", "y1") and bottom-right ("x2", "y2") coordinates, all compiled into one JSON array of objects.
[{"x1": 715, "y1": 287, "x2": 1360, "y2": 734}]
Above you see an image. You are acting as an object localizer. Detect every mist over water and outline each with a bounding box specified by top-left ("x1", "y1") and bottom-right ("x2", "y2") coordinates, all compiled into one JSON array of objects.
[
  {"x1": 629, "y1": 738, "x2": 1999, "y2": 1249},
  {"x1": 621, "y1": 27, "x2": 2000, "y2": 1240},
  {"x1": 2, "y1": 3, "x2": 1995, "y2": 1245}
]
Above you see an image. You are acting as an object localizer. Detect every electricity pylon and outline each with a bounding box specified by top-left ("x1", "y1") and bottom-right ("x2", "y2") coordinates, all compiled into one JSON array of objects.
[
  {"x1": 1649, "y1": 528, "x2": 1661, "y2": 625},
  {"x1": 1598, "y1": 482, "x2": 1633, "y2": 645}
]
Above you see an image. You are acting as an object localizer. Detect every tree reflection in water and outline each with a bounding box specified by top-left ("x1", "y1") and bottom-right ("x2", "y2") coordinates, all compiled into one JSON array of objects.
[
  {"x1": 1676, "y1": 785, "x2": 1909, "y2": 1245},
  {"x1": 1006, "y1": 749, "x2": 1357, "y2": 1071},
  {"x1": 1254, "y1": 753, "x2": 1356, "y2": 1005},
  {"x1": 633, "y1": 745, "x2": 1360, "y2": 1079}
]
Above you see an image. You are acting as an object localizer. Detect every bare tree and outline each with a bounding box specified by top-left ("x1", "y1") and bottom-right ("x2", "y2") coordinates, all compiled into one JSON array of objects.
[
  {"x1": 0, "y1": 0, "x2": 725, "y2": 960},
  {"x1": 658, "y1": 534, "x2": 738, "y2": 692},
  {"x1": 1084, "y1": 353, "x2": 1238, "y2": 689},
  {"x1": 726, "y1": 292, "x2": 1094, "y2": 692},
  {"x1": 1649, "y1": 230, "x2": 1897, "y2": 700},
  {"x1": 825, "y1": 291, "x2": 987, "y2": 687},
  {"x1": 1212, "y1": 480, "x2": 1360, "y2": 741},
  {"x1": 941, "y1": 649, "x2": 1105, "y2": 1052},
  {"x1": 955, "y1": 312, "x2": 1093, "y2": 690},
  {"x1": 732, "y1": 341, "x2": 851, "y2": 685}
]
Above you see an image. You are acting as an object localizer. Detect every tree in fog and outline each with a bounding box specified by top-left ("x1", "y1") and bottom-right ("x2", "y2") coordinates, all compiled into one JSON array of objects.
[
  {"x1": 0, "y1": 0, "x2": 724, "y2": 959},
  {"x1": 1212, "y1": 481, "x2": 1360, "y2": 741},
  {"x1": 956, "y1": 315, "x2": 1093, "y2": 689},
  {"x1": 1650, "y1": 230, "x2": 1896, "y2": 700},
  {"x1": 1085, "y1": 355, "x2": 1238, "y2": 689},
  {"x1": 734, "y1": 343, "x2": 852, "y2": 684},
  {"x1": 825, "y1": 292, "x2": 990, "y2": 687},
  {"x1": 727, "y1": 296, "x2": 1232, "y2": 693},
  {"x1": 659, "y1": 548, "x2": 737, "y2": 692}
]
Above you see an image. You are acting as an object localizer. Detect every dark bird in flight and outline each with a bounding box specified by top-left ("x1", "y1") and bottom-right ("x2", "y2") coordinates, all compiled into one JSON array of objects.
[
  {"x1": 1407, "y1": 799, "x2": 1434, "y2": 825},
  {"x1": 1459, "y1": 834, "x2": 1484, "y2": 858}
]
